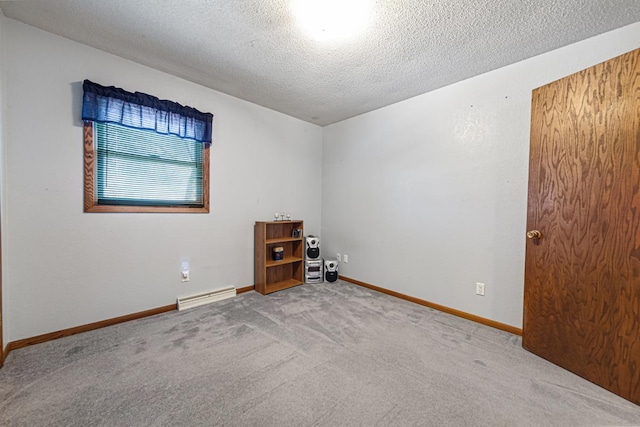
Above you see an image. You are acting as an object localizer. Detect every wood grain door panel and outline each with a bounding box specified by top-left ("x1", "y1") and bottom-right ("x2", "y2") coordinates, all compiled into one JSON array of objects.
[{"x1": 523, "y1": 48, "x2": 640, "y2": 404}]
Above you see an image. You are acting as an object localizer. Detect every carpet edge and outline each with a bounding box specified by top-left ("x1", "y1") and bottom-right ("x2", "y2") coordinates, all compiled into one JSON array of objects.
[
  {"x1": 339, "y1": 275, "x2": 522, "y2": 336},
  {"x1": 4, "y1": 303, "x2": 177, "y2": 360}
]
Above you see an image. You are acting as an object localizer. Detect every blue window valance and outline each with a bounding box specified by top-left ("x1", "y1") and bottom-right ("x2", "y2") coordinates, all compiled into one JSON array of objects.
[{"x1": 82, "y1": 80, "x2": 213, "y2": 145}]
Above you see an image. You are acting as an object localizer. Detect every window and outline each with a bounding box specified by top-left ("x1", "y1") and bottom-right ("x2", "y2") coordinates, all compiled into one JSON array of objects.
[{"x1": 82, "y1": 80, "x2": 212, "y2": 213}]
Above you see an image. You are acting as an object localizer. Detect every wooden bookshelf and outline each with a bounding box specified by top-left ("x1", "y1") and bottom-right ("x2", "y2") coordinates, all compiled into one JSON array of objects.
[{"x1": 255, "y1": 220, "x2": 304, "y2": 295}]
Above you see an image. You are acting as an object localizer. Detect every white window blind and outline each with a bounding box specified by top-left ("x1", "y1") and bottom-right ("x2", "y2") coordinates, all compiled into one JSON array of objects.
[{"x1": 95, "y1": 122, "x2": 204, "y2": 207}]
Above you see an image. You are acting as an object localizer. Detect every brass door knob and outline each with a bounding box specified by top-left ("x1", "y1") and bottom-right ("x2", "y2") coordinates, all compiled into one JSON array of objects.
[{"x1": 526, "y1": 230, "x2": 542, "y2": 239}]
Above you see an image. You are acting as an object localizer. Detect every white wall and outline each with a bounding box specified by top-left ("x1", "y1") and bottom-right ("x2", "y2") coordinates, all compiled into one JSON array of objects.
[
  {"x1": 0, "y1": 13, "x2": 6, "y2": 352},
  {"x1": 322, "y1": 22, "x2": 640, "y2": 329},
  {"x1": 4, "y1": 17, "x2": 640, "y2": 343},
  {"x1": 3, "y1": 20, "x2": 323, "y2": 342}
]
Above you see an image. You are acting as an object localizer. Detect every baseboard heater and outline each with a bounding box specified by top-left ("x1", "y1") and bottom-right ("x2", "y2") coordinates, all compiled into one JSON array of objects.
[{"x1": 177, "y1": 286, "x2": 236, "y2": 311}]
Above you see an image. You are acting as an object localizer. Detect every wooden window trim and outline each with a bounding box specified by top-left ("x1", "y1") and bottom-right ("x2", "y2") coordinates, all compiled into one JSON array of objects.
[{"x1": 83, "y1": 122, "x2": 210, "y2": 213}]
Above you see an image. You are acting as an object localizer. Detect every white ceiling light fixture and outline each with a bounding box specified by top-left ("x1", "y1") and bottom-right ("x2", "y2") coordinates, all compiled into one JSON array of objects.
[{"x1": 292, "y1": 0, "x2": 373, "y2": 42}]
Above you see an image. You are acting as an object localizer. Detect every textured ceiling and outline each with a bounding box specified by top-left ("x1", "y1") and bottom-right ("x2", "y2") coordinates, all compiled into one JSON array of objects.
[{"x1": 1, "y1": 0, "x2": 640, "y2": 126}]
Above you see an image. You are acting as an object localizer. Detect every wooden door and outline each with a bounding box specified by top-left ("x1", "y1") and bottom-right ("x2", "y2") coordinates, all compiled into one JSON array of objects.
[{"x1": 523, "y1": 48, "x2": 640, "y2": 405}]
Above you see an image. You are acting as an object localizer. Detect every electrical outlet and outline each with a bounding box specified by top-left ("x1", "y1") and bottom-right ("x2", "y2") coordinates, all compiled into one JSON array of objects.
[
  {"x1": 181, "y1": 261, "x2": 190, "y2": 283},
  {"x1": 344, "y1": 254, "x2": 349, "y2": 263},
  {"x1": 476, "y1": 282, "x2": 485, "y2": 296},
  {"x1": 337, "y1": 253, "x2": 341, "y2": 262}
]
